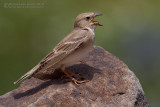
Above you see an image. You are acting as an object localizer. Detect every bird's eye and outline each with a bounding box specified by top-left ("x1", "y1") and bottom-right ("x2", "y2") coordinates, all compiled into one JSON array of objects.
[{"x1": 86, "y1": 17, "x2": 90, "y2": 20}]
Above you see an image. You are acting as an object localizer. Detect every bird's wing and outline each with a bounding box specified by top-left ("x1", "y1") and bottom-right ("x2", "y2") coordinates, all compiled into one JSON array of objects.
[{"x1": 40, "y1": 29, "x2": 89, "y2": 66}]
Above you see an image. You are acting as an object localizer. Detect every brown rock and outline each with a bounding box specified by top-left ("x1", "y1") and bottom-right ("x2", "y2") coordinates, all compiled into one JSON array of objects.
[{"x1": 0, "y1": 46, "x2": 149, "y2": 107}]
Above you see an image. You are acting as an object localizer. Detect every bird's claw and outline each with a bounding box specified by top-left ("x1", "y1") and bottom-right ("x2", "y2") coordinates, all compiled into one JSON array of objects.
[{"x1": 71, "y1": 78, "x2": 89, "y2": 86}]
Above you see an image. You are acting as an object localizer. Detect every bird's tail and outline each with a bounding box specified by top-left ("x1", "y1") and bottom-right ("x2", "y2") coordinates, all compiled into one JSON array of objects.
[{"x1": 14, "y1": 64, "x2": 40, "y2": 84}]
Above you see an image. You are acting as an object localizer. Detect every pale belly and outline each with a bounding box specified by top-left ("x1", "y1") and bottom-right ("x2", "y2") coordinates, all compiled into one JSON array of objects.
[{"x1": 59, "y1": 40, "x2": 93, "y2": 67}]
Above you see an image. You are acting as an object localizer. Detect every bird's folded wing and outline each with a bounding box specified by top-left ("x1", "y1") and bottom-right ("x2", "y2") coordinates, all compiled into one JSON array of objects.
[{"x1": 39, "y1": 30, "x2": 89, "y2": 67}]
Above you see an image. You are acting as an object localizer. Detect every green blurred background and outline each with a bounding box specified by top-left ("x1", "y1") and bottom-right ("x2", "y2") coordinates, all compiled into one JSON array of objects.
[{"x1": 0, "y1": 0, "x2": 160, "y2": 106}]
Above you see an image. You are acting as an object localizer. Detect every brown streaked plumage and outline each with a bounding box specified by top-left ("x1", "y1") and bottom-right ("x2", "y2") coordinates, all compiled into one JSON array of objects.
[{"x1": 14, "y1": 12, "x2": 102, "y2": 85}]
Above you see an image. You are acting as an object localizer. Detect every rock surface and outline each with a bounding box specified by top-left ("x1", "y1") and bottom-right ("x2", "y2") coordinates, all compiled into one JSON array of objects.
[{"x1": 0, "y1": 46, "x2": 149, "y2": 107}]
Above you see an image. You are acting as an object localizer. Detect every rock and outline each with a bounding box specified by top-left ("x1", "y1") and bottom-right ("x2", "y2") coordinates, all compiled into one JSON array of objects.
[{"x1": 0, "y1": 46, "x2": 149, "y2": 107}]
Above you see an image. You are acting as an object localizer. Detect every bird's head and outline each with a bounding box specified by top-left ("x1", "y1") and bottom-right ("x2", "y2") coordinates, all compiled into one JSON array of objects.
[{"x1": 74, "y1": 12, "x2": 102, "y2": 29}]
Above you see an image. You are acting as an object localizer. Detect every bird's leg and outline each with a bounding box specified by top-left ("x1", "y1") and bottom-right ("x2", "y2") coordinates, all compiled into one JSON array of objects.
[{"x1": 62, "y1": 69, "x2": 88, "y2": 85}]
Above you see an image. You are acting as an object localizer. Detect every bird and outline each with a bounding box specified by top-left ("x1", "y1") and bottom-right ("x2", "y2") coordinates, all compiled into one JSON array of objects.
[{"x1": 14, "y1": 12, "x2": 102, "y2": 85}]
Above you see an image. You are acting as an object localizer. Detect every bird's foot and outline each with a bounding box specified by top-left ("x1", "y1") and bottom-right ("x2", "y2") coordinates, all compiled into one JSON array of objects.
[
  {"x1": 71, "y1": 78, "x2": 89, "y2": 86},
  {"x1": 62, "y1": 69, "x2": 88, "y2": 86}
]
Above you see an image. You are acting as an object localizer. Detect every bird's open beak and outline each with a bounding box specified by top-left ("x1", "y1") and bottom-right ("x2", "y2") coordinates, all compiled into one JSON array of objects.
[{"x1": 91, "y1": 13, "x2": 102, "y2": 26}]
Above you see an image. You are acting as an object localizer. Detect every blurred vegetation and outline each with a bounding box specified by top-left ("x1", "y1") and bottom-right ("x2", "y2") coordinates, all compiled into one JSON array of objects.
[{"x1": 0, "y1": 0, "x2": 160, "y2": 106}]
